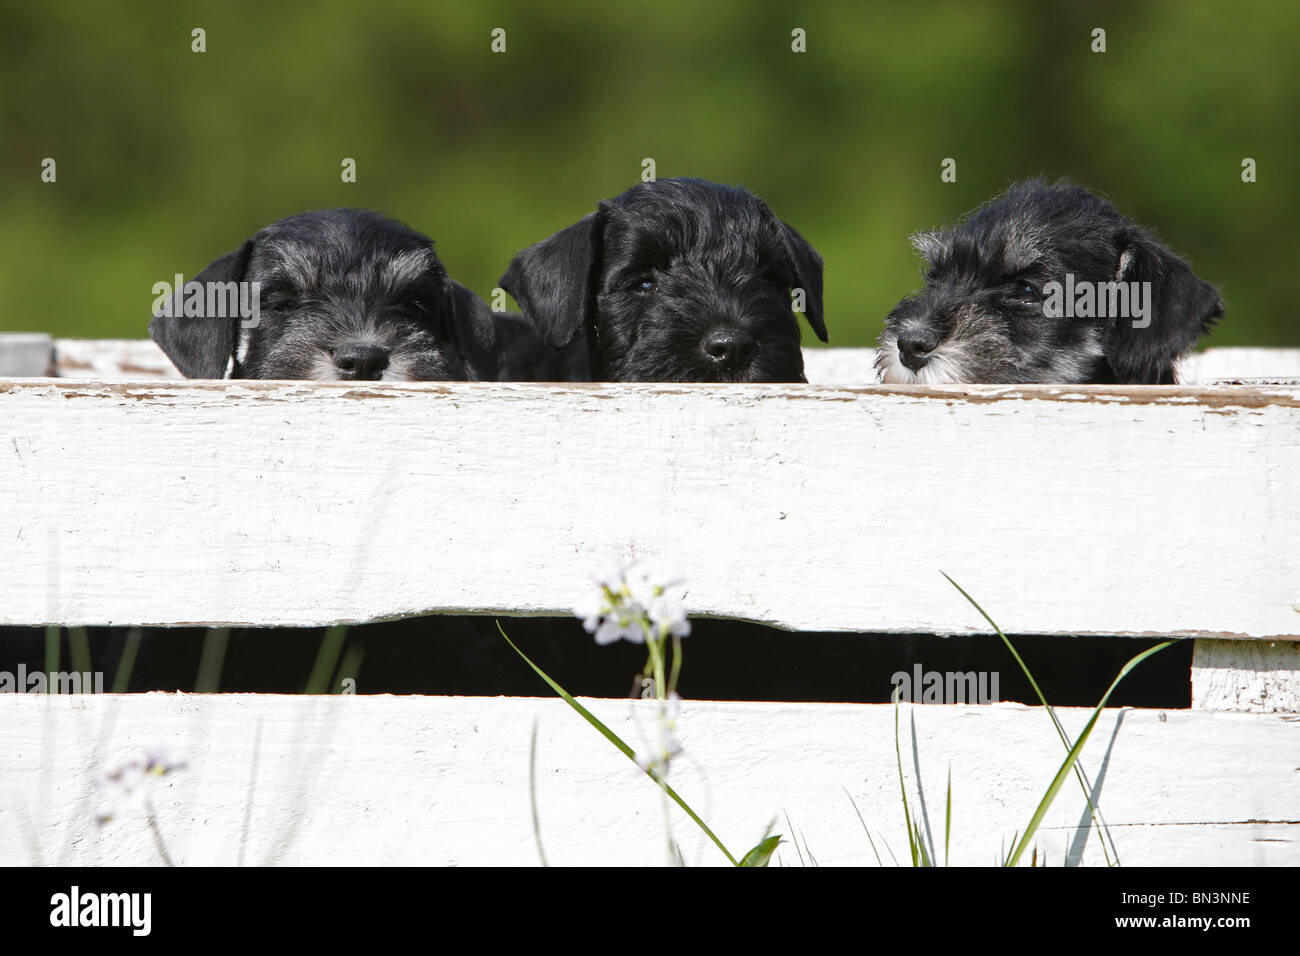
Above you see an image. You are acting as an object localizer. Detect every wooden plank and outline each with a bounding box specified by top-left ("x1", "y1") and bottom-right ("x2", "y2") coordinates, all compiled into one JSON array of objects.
[
  {"x1": 1, "y1": 694, "x2": 1294, "y2": 866},
  {"x1": 56, "y1": 340, "x2": 873, "y2": 383},
  {"x1": 50, "y1": 340, "x2": 1300, "y2": 384},
  {"x1": 1, "y1": 379, "x2": 1297, "y2": 636},
  {"x1": 1192, "y1": 639, "x2": 1300, "y2": 712},
  {"x1": 52, "y1": 338, "x2": 180, "y2": 380},
  {"x1": 1180, "y1": 347, "x2": 1300, "y2": 385},
  {"x1": 803, "y1": 347, "x2": 875, "y2": 384},
  {"x1": 0, "y1": 334, "x2": 55, "y2": 377},
  {"x1": 800, "y1": 346, "x2": 1300, "y2": 386}
]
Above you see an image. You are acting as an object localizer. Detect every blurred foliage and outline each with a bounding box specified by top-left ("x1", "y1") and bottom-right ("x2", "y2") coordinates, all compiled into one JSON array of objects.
[{"x1": 0, "y1": 0, "x2": 1295, "y2": 346}]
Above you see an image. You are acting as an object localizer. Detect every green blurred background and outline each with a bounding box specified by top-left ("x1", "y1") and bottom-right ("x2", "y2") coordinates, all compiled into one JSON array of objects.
[{"x1": 1, "y1": 0, "x2": 1295, "y2": 346}]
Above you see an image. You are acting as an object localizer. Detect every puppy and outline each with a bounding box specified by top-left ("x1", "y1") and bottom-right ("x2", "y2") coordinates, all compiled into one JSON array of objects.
[
  {"x1": 150, "y1": 208, "x2": 541, "y2": 381},
  {"x1": 877, "y1": 180, "x2": 1223, "y2": 384},
  {"x1": 499, "y1": 178, "x2": 827, "y2": 382}
]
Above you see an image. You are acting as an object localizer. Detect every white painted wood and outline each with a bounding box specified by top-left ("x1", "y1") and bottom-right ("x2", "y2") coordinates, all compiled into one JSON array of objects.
[
  {"x1": 799, "y1": 347, "x2": 1300, "y2": 386},
  {"x1": 66, "y1": 339, "x2": 869, "y2": 383},
  {"x1": 44, "y1": 339, "x2": 1300, "y2": 385},
  {"x1": 1, "y1": 694, "x2": 1293, "y2": 866},
  {"x1": 53, "y1": 338, "x2": 180, "y2": 380},
  {"x1": 2, "y1": 379, "x2": 1298, "y2": 636},
  {"x1": 1179, "y1": 347, "x2": 1300, "y2": 384},
  {"x1": 0, "y1": 334, "x2": 54, "y2": 377},
  {"x1": 802, "y1": 347, "x2": 876, "y2": 384},
  {"x1": 1192, "y1": 639, "x2": 1300, "y2": 712}
]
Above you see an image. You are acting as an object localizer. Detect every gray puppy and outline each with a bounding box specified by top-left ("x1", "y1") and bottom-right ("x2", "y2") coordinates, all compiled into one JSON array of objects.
[
  {"x1": 877, "y1": 181, "x2": 1223, "y2": 384},
  {"x1": 150, "y1": 208, "x2": 542, "y2": 381}
]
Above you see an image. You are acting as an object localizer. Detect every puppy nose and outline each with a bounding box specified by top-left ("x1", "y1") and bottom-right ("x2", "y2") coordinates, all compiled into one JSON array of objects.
[
  {"x1": 702, "y1": 329, "x2": 757, "y2": 369},
  {"x1": 896, "y1": 333, "x2": 938, "y2": 372},
  {"x1": 332, "y1": 343, "x2": 389, "y2": 380}
]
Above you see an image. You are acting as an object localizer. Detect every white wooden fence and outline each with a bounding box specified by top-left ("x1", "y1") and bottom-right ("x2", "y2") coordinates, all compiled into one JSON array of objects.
[{"x1": 1, "y1": 336, "x2": 1297, "y2": 866}]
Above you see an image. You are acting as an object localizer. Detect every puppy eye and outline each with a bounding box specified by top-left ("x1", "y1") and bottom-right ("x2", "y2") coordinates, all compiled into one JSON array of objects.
[
  {"x1": 633, "y1": 279, "x2": 655, "y2": 296},
  {"x1": 1011, "y1": 280, "x2": 1039, "y2": 300}
]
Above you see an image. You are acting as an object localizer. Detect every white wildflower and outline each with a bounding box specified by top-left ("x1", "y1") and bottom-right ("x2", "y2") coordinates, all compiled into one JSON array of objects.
[
  {"x1": 664, "y1": 690, "x2": 683, "y2": 722},
  {"x1": 573, "y1": 591, "x2": 608, "y2": 634},
  {"x1": 648, "y1": 591, "x2": 691, "y2": 638},
  {"x1": 590, "y1": 554, "x2": 628, "y2": 591},
  {"x1": 594, "y1": 609, "x2": 646, "y2": 645},
  {"x1": 93, "y1": 748, "x2": 186, "y2": 827},
  {"x1": 575, "y1": 556, "x2": 651, "y2": 645},
  {"x1": 574, "y1": 558, "x2": 691, "y2": 645},
  {"x1": 634, "y1": 728, "x2": 684, "y2": 780}
]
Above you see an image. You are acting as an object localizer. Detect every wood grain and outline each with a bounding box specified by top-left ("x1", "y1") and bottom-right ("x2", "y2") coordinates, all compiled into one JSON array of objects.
[
  {"x1": 1, "y1": 694, "x2": 1293, "y2": 866},
  {"x1": 2, "y1": 378, "x2": 1297, "y2": 636}
]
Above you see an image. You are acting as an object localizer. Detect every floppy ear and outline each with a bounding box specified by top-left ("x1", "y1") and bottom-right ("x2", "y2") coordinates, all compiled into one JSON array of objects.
[
  {"x1": 776, "y1": 220, "x2": 827, "y2": 343},
  {"x1": 1104, "y1": 231, "x2": 1223, "y2": 384},
  {"x1": 149, "y1": 240, "x2": 255, "y2": 378},
  {"x1": 498, "y1": 211, "x2": 602, "y2": 349},
  {"x1": 441, "y1": 279, "x2": 498, "y2": 380}
]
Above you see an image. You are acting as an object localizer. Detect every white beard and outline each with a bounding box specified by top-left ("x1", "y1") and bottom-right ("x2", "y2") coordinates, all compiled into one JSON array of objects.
[{"x1": 875, "y1": 334, "x2": 972, "y2": 384}]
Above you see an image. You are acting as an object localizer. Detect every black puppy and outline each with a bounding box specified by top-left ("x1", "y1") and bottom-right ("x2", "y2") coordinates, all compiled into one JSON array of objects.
[
  {"x1": 877, "y1": 180, "x2": 1223, "y2": 384},
  {"x1": 150, "y1": 208, "x2": 541, "y2": 381},
  {"x1": 499, "y1": 178, "x2": 827, "y2": 382}
]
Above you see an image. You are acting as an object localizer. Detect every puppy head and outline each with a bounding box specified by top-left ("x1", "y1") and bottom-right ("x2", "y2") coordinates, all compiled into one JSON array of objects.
[
  {"x1": 150, "y1": 209, "x2": 493, "y2": 381},
  {"x1": 499, "y1": 178, "x2": 827, "y2": 382},
  {"x1": 876, "y1": 180, "x2": 1223, "y2": 384}
]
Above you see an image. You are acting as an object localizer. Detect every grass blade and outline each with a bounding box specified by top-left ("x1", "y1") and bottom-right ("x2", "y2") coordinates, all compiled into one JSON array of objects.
[
  {"x1": 194, "y1": 627, "x2": 230, "y2": 693},
  {"x1": 943, "y1": 571, "x2": 1123, "y2": 866},
  {"x1": 1005, "y1": 640, "x2": 1171, "y2": 867},
  {"x1": 892, "y1": 686, "x2": 919, "y2": 866},
  {"x1": 498, "y1": 621, "x2": 738, "y2": 866},
  {"x1": 529, "y1": 719, "x2": 549, "y2": 867},
  {"x1": 333, "y1": 643, "x2": 366, "y2": 694},
  {"x1": 783, "y1": 809, "x2": 806, "y2": 866},
  {"x1": 304, "y1": 625, "x2": 348, "y2": 695},
  {"x1": 44, "y1": 627, "x2": 59, "y2": 689},
  {"x1": 111, "y1": 628, "x2": 143, "y2": 694},
  {"x1": 68, "y1": 627, "x2": 92, "y2": 678},
  {"x1": 740, "y1": 835, "x2": 783, "y2": 868},
  {"x1": 845, "y1": 789, "x2": 885, "y2": 866},
  {"x1": 945, "y1": 767, "x2": 952, "y2": 867}
]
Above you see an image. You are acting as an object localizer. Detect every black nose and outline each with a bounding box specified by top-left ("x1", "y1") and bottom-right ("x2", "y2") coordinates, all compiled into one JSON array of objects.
[
  {"x1": 896, "y1": 332, "x2": 939, "y2": 372},
  {"x1": 332, "y1": 343, "x2": 389, "y2": 380},
  {"x1": 702, "y1": 329, "x2": 757, "y2": 370}
]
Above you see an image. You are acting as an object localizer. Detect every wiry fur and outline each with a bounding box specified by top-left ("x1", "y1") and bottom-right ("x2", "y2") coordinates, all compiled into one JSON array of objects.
[
  {"x1": 499, "y1": 178, "x2": 828, "y2": 382},
  {"x1": 876, "y1": 180, "x2": 1224, "y2": 385},
  {"x1": 150, "y1": 208, "x2": 544, "y2": 381}
]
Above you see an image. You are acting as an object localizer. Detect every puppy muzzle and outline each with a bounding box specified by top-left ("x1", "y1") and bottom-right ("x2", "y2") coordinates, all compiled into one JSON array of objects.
[
  {"x1": 701, "y1": 327, "x2": 757, "y2": 372},
  {"x1": 331, "y1": 343, "x2": 390, "y2": 381},
  {"x1": 895, "y1": 330, "x2": 941, "y2": 372}
]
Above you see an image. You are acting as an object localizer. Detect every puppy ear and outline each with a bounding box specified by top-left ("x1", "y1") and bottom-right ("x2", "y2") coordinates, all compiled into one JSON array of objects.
[
  {"x1": 499, "y1": 212, "x2": 602, "y2": 349},
  {"x1": 909, "y1": 230, "x2": 946, "y2": 265},
  {"x1": 1104, "y1": 232, "x2": 1223, "y2": 384},
  {"x1": 441, "y1": 279, "x2": 495, "y2": 380},
  {"x1": 777, "y1": 220, "x2": 827, "y2": 343},
  {"x1": 149, "y1": 240, "x2": 255, "y2": 378}
]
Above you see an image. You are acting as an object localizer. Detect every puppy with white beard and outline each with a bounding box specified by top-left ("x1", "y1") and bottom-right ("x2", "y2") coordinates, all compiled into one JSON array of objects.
[
  {"x1": 150, "y1": 208, "x2": 542, "y2": 381},
  {"x1": 877, "y1": 181, "x2": 1223, "y2": 384}
]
